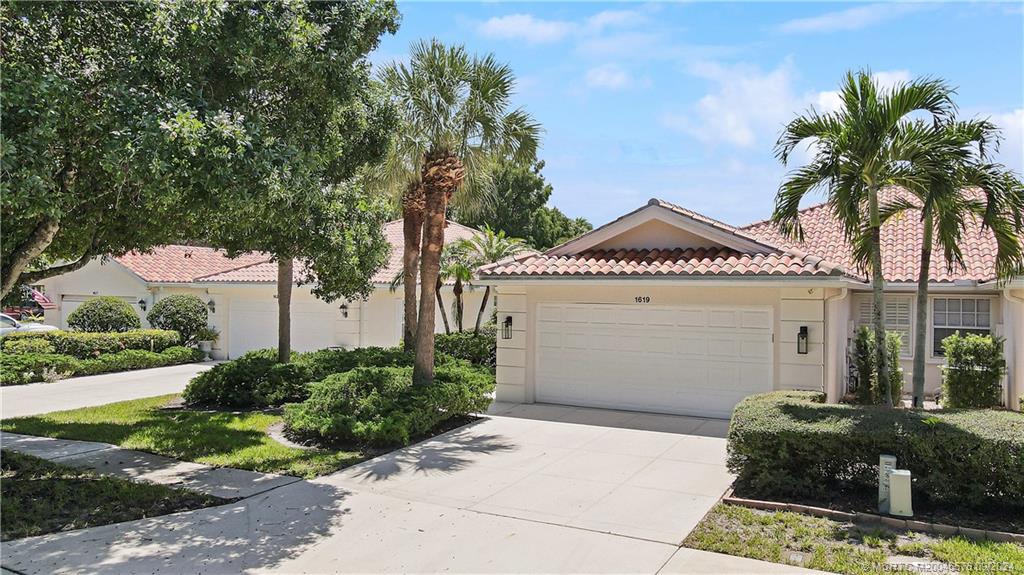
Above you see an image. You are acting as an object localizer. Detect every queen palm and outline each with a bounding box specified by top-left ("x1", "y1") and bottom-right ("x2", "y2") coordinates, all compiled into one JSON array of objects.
[
  {"x1": 458, "y1": 226, "x2": 527, "y2": 334},
  {"x1": 882, "y1": 120, "x2": 1024, "y2": 407},
  {"x1": 773, "y1": 70, "x2": 955, "y2": 406},
  {"x1": 381, "y1": 40, "x2": 540, "y2": 386}
]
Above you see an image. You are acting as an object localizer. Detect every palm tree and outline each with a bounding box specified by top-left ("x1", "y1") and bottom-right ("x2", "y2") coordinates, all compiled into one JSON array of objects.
[
  {"x1": 440, "y1": 243, "x2": 475, "y2": 332},
  {"x1": 381, "y1": 40, "x2": 540, "y2": 386},
  {"x1": 773, "y1": 70, "x2": 956, "y2": 406},
  {"x1": 458, "y1": 226, "x2": 527, "y2": 334},
  {"x1": 881, "y1": 119, "x2": 1024, "y2": 407}
]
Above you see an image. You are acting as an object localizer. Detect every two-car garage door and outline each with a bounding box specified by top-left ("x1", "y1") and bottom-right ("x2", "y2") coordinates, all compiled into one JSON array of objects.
[{"x1": 535, "y1": 303, "x2": 773, "y2": 419}]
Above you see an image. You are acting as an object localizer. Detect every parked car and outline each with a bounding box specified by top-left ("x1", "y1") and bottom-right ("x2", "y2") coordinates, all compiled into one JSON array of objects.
[{"x1": 0, "y1": 313, "x2": 59, "y2": 336}]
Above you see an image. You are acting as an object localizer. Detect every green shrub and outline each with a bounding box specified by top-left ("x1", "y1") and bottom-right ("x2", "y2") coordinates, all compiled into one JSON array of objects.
[
  {"x1": 0, "y1": 354, "x2": 80, "y2": 385},
  {"x1": 434, "y1": 326, "x2": 496, "y2": 367},
  {"x1": 295, "y1": 347, "x2": 414, "y2": 381},
  {"x1": 850, "y1": 327, "x2": 903, "y2": 405},
  {"x1": 182, "y1": 355, "x2": 311, "y2": 408},
  {"x1": 941, "y1": 333, "x2": 1006, "y2": 409},
  {"x1": 66, "y1": 297, "x2": 141, "y2": 332},
  {"x1": 146, "y1": 295, "x2": 208, "y2": 345},
  {"x1": 161, "y1": 346, "x2": 206, "y2": 364},
  {"x1": 49, "y1": 330, "x2": 181, "y2": 359},
  {"x1": 728, "y1": 391, "x2": 1024, "y2": 511},
  {"x1": 282, "y1": 363, "x2": 494, "y2": 447},
  {"x1": 2, "y1": 338, "x2": 55, "y2": 355}
]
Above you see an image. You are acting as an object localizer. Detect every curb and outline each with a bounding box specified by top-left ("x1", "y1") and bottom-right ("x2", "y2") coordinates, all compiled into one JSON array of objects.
[{"x1": 721, "y1": 490, "x2": 1024, "y2": 544}]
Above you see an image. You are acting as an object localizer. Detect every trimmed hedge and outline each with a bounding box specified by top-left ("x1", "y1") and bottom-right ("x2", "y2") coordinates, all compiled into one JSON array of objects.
[
  {"x1": 146, "y1": 295, "x2": 209, "y2": 345},
  {"x1": 434, "y1": 326, "x2": 496, "y2": 368},
  {"x1": 3, "y1": 338, "x2": 55, "y2": 355},
  {"x1": 282, "y1": 363, "x2": 494, "y2": 447},
  {"x1": 2, "y1": 330, "x2": 181, "y2": 359},
  {"x1": 0, "y1": 346, "x2": 204, "y2": 385},
  {"x1": 727, "y1": 391, "x2": 1024, "y2": 511},
  {"x1": 66, "y1": 296, "x2": 141, "y2": 332},
  {"x1": 941, "y1": 333, "x2": 1006, "y2": 408}
]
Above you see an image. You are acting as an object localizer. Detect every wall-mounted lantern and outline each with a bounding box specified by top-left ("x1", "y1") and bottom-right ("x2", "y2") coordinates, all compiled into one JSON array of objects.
[
  {"x1": 502, "y1": 315, "x2": 513, "y2": 340},
  {"x1": 797, "y1": 326, "x2": 809, "y2": 355},
  {"x1": 207, "y1": 299, "x2": 216, "y2": 315},
  {"x1": 340, "y1": 303, "x2": 349, "y2": 318},
  {"x1": 138, "y1": 299, "x2": 147, "y2": 312}
]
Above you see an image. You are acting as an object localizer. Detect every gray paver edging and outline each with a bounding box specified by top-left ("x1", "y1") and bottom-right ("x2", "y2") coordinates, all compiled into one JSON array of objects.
[{"x1": 721, "y1": 489, "x2": 1024, "y2": 544}]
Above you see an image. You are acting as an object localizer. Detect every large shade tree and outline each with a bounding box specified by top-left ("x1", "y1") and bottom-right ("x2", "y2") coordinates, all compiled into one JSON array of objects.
[
  {"x1": 881, "y1": 119, "x2": 1024, "y2": 407},
  {"x1": 0, "y1": 0, "x2": 399, "y2": 300},
  {"x1": 380, "y1": 40, "x2": 540, "y2": 385},
  {"x1": 773, "y1": 70, "x2": 956, "y2": 406}
]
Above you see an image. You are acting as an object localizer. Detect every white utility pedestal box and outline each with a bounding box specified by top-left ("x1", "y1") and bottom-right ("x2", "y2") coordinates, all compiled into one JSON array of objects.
[{"x1": 888, "y1": 470, "x2": 913, "y2": 517}]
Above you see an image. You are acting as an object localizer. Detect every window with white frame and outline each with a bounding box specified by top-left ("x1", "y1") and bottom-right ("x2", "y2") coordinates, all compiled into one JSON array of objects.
[
  {"x1": 855, "y1": 295, "x2": 913, "y2": 358},
  {"x1": 932, "y1": 297, "x2": 991, "y2": 357}
]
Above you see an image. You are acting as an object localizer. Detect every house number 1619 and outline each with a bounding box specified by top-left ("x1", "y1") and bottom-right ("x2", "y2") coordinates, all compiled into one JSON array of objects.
[{"x1": 634, "y1": 296, "x2": 651, "y2": 303}]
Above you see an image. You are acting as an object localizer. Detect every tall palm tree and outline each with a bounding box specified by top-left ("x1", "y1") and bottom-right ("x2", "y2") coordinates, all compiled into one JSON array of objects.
[
  {"x1": 382, "y1": 40, "x2": 540, "y2": 386},
  {"x1": 773, "y1": 70, "x2": 955, "y2": 406},
  {"x1": 458, "y1": 226, "x2": 527, "y2": 334},
  {"x1": 440, "y1": 242, "x2": 475, "y2": 332},
  {"x1": 881, "y1": 120, "x2": 1024, "y2": 407}
]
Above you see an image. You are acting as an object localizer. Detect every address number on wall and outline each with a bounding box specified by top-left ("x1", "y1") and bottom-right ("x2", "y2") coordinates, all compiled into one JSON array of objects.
[{"x1": 634, "y1": 296, "x2": 651, "y2": 303}]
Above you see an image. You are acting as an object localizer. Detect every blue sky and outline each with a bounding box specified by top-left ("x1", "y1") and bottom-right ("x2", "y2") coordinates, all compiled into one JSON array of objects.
[{"x1": 374, "y1": 2, "x2": 1024, "y2": 228}]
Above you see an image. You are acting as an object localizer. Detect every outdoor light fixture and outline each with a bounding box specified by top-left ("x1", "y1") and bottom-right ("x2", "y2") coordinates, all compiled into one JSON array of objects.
[
  {"x1": 502, "y1": 315, "x2": 513, "y2": 340},
  {"x1": 138, "y1": 299, "x2": 147, "y2": 311},
  {"x1": 340, "y1": 303, "x2": 349, "y2": 318},
  {"x1": 797, "y1": 326, "x2": 809, "y2": 355},
  {"x1": 207, "y1": 299, "x2": 216, "y2": 315}
]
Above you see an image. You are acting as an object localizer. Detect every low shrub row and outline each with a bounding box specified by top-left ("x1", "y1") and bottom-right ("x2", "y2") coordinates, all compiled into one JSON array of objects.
[
  {"x1": 1, "y1": 330, "x2": 181, "y2": 359},
  {"x1": 282, "y1": 363, "x2": 494, "y2": 447},
  {"x1": 0, "y1": 346, "x2": 204, "y2": 385},
  {"x1": 434, "y1": 326, "x2": 496, "y2": 368},
  {"x1": 727, "y1": 391, "x2": 1024, "y2": 511}
]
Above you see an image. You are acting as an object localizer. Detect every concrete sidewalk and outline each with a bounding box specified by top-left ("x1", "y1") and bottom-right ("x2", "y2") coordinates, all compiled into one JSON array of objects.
[
  {"x1": 1, "y1": 362, "x2": 214, "y2": 419},
  {"x1": 1, "y1": 432, "x2": 299, "y2": 499}
]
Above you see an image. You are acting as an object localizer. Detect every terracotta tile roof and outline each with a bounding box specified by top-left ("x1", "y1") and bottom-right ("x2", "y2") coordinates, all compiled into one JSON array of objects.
[
  {"x1": 479, "y1": 247, "x2": 843, "y2": 278},
  {"x1": 115, "y1": 220, "x2": 482, "y2": 285},
  {"x1": 115, "y1": 246, "x2": 271, "y2": 283},
  {"x1": 742, "y1": 188, "x2": 1009, "y2": 283}
]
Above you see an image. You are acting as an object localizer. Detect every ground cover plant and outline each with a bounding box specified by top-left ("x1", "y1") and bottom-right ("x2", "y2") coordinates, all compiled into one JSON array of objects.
[
  {"x1": 1, "y1": 450, "x2": 224, "y2": 540},
  {"x1": 684, "y1": 504, "x2": 1024, "y2": 575}
]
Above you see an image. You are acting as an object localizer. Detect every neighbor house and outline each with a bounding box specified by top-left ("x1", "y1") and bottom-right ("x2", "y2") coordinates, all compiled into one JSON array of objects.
[
  {"x1": 480, "y1": 196, "x2": 1024, "y2": 417},
  {"x1": 39, "y1": 220, "x2": 492, "y2": 359}
]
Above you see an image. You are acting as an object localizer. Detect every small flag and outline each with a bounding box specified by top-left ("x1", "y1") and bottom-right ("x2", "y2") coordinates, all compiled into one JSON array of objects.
[{"x1": 30, "y1": 288, "x2": 56, "y2": 310}]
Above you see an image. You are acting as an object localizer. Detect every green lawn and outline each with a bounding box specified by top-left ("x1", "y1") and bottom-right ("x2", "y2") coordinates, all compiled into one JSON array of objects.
[
  {"x1": 1, "y1": 450, "x2": 224, "y2": 540},
  {"x1": 0, "y1": 395, "x2": 367, "y2": 478},
  {"x1": 684, "y1": 504, "x2": 1024, "y2": 575}
]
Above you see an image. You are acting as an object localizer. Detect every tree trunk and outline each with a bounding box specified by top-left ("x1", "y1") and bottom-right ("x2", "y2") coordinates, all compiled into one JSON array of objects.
[
  {"x1": 413, "y1": 151, "x2": 465, "y2": 386},
  {"x1": 277, "y1": 259, "x2": 293, "y2": 364},
  {"x1": 435, "y1": 276, "x2": 451, "y2": 335},
  {"x1": 912, "y1": 211, "x2": 933, "y2": 408},
  {"x1": 868, "y1": 187, "x2": 892, "y2": 406},
  {"x1": 453, "y1": 278, "x2": 464, "y2": 332},
  {"x1": 1, "y1": 218, "x2": 61, "y2": 299},
  {"x1": 474, "y1": 286, "x2": 490, "y2": 335},
  {"x1": 401, "y1": 183, "x2": 425, "y2": 353}
]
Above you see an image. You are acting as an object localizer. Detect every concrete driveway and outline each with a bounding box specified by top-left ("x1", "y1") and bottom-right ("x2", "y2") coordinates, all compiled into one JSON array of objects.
[
  {"x1": 3, "y1": 403, "x2": 825, "y2": 574},
  {"x1": 1, "y1": 363, "x2": 214, "y2": 419}
]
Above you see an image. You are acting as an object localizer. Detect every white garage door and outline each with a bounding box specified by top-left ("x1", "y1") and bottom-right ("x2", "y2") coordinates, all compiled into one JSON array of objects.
[
  {"x1": 228, "y1": 300, "x2": 338, "y2": 358},
  {"x1": 535, "y1": 303, "x2": 773, "y2": 418}
]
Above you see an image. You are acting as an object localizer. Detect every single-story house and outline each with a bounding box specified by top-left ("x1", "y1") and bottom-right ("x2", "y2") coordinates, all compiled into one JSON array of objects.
[
  {"x1": 39, "y1": 220, "x2": 493, "y2": 359},
  {"x1": 480, "y1": 195, "x2": 1024, "y2": 417}
]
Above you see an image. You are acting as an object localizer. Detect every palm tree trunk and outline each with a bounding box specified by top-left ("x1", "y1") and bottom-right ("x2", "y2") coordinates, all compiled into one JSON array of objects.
[
  {"x1": 474, "y1": 286, "x2": 490, "y2": 335},
  {"x1": 402, "y1": 183, "x2": 425, "y2": 353},
  {"x1": 868, "y1": 187, "x2": 892, "y2": 406},
  {"x1": 413, "y1": 152, "x2": 464, "y2": 386},
  {"x1": 912, "y1": 211, "x2": 933, "y2": 408},
  {"x1": 435, "y1": 276, "x2": 451, "y2": 335},
  {"x1": 277, "y1": 258, "x2": 293, "y2": 364},
  {"x1": 453, "y1": 278, "x2": 464, "y2": 332}
]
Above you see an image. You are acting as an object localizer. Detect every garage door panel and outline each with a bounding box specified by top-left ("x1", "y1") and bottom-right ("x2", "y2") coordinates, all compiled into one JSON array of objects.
[{"x1": 536, "y1": 302, "x2": 773, "y2": 418}]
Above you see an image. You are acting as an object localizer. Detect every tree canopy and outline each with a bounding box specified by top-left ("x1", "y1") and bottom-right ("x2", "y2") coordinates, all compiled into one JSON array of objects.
[{"x1": 0, "y1": 0, "x2": 400, "y2": 298}]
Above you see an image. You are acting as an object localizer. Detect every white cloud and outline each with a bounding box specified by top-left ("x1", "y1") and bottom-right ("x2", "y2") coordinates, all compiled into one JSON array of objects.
[
  {"x1": 871, "y1": 69, "x2": 912, "y2": 91},
  {"x1": 585, "y1": 64, "x2": 632, "y2": 89},
  {"x1": 990, "y1": 108, "x2": 1024, "y2": 174},
  {"x1": 477, "y1": 14, "x2": 575, "y2": 44},
  {"x1": 585, "y1": 9, "x2": 647, "y2": 32},
  {"x1": 778, "y1": 3, "x2": 923, "y2": 34}
]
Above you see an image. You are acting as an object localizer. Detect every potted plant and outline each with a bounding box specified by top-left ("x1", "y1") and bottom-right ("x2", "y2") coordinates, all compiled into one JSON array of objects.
[{"x1": 196, "y1": 326, "x2": 219, "y2": 361}]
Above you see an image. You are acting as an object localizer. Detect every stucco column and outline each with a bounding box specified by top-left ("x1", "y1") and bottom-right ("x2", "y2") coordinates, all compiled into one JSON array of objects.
[
  {"x1": 824, "y1": 288, "x2": 850, "y2": 403},
  {"x1": 1006, "y1": 289, "x2": 1024, "y2": 411}
]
